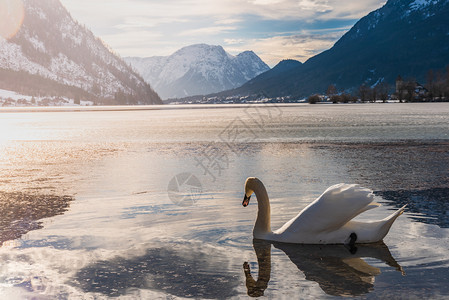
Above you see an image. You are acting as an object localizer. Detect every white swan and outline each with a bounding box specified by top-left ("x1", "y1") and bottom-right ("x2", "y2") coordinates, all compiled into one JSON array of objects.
[{"x1": 242, "y1": 177, "x2": 406, "y2": 244}]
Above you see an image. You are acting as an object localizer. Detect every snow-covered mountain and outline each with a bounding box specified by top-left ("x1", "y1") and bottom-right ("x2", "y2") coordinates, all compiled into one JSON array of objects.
[
  {"x1": 340, "y1": 0, "x2": 449, "y2": 42},
  {"x1": 125, "y1": 44, "x2": 270, "y2": 99},
  {"x1": 223, "y1": 0, "x2": 449, "y2": 99},
  {"x1": 0, "y1": 0, "x2": 161, "y2": 105}
]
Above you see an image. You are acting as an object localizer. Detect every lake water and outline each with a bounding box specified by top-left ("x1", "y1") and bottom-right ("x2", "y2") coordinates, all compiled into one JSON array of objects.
[{"x1": 0, "y1": 103, "x2": 448, "y2": 299}]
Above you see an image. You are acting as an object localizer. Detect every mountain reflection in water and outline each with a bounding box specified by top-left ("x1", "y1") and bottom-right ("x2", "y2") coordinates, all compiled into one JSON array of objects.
[
  {"x1": 0, "y1": 192, "x2": 73, "y2": 246},
  {"x1": 377, "y1": 188, "x2": 449, "y2": 228},
  {"x1": 244, "y1": 239, "x2": 404, "y2": 297}
]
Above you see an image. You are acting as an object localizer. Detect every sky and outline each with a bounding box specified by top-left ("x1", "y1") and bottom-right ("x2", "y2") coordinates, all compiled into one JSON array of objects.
[{"x1": 59, "y1": 0, "x2": 387, "y2": 67}]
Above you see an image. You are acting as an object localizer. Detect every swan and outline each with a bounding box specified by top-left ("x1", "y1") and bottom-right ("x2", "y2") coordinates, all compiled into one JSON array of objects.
[{"x1": 242, "y1": 177, "x2": 406, "y2": 244}]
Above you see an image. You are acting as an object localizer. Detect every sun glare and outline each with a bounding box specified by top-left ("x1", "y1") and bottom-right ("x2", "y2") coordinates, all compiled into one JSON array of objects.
[{"x1": 0, "y1": 0, "x2": 25, "y2": 40}]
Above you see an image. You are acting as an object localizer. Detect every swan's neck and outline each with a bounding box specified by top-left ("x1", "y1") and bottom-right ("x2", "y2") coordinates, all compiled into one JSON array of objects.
[{"x1": 253, "y1": 182, "x2": 272, "y2": 237}]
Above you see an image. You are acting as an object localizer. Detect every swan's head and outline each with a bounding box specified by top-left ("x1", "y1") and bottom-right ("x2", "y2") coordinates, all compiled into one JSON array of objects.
[{"x1": 243, "y1": 177, "x2": 259, "y2": 207}]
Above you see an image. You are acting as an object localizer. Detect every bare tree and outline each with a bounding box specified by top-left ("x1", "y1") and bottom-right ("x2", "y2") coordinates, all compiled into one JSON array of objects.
[
  {"x1": 435, "y1": 71, "x2": 444, "y2": 100},
  {"x1": 426, "y1": 70, "x2": 435, "y2": 101},
  {"x1": 326, "y1": 84, "x2": 337, "y2": 97},
  {"x1": 359, "y1": 84, "x2": 370, "y2": 102},
  {"x1": 377, "y1": 82, "x2": 390, "y2": 102},
  {"x1": 307, "y1": 94, "x2": 320, "y2": 104},
  {"x1": 403, "y1": 79, "x2": 415, "y2": 102},
  {"x1": 445, "y1": 65, "x2": 449, "y2": 100},
  {"x1": 370, "y1": 85, "x2": 378, "y2": 103}
]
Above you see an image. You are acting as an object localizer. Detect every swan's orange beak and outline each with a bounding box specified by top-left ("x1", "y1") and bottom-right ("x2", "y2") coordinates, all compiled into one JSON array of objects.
[{"x1": 242, "y1": 195, "x2": 251, "y2": 207}]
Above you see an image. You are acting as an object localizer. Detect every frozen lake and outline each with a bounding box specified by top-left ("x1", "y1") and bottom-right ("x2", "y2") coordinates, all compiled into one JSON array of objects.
[{"x1": 0, "y1": 103, "x2": 448, "y2": 299}]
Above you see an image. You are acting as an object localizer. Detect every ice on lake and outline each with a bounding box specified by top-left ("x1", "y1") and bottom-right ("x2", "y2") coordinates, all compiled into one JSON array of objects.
[{"x1": 0, "y1": 103, "x2": 449, "y2": 298}]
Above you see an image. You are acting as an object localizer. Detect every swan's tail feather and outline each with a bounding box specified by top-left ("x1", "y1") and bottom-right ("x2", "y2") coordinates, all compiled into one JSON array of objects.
[
  {"x1": 383, "y1": 205, "x2": 407, "y2": 222},
  {"x1": 348, "y1": 205, "x2": 406, "y2": 243},
  {"x1": 378, "y1": 205, "x2": 407, "y2": 240}
]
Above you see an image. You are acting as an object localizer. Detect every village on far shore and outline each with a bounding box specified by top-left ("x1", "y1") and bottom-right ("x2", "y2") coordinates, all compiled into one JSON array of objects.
[
  {"x1": 169, "y1": 71, "x2": 449, "y2": 105},
  {"x1": 2, "y1": 72, "x2": 449, "y2": 107},
  {"x1": 306, "y1": 75, "x2": 449, "y2": 104}
]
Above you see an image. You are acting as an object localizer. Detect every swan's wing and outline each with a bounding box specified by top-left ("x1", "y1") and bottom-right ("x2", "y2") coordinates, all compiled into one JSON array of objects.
[{"x1": 279, "y1": 183, "x2": 379, "y2": 234}]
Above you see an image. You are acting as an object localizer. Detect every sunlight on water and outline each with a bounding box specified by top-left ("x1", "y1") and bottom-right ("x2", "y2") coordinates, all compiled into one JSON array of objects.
[
  {"x1": 0, "y1": 104, "x2": 448, "y2": 298},
  {"x1": 0, "y1": 0, "x2": 24, "y2": 40}
]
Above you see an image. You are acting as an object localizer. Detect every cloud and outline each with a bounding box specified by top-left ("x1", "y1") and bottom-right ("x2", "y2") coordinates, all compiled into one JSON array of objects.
[
  {"x1": 251, "y1": 0, "x2": 284, "y2": 5},
  {"x1": 224, "y1": 38, "x2": 246, "y2": 45},
  {"x1": 179, "y1": 25, "x2": 238, "y2": 37},
  {"x1": 113, "y1": 17, "x2": 188, "y2": 30},
  {"x1": 214, "y1": 18, "x2": 243, "y2": 25},
  {"x1": 226, "y1": 29, "x2": 348, "y2": 67},
  {"x1": 298, "y1": 0, "x2": 333, "y2": 12},
  {"x1": 100, "y1": 30, "x2": 164, "y2": 57},
  {"x1": 61, "y1": 0, "x2": 386, "y2": 26},
  {"x1": 59, "y1": 0, "x2": 387, "y2": 60}
]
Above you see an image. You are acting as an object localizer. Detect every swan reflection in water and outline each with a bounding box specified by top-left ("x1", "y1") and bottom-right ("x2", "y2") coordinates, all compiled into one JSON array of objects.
[{"x1": 243, "y1": 239, "x2": 405, "y2": 297}]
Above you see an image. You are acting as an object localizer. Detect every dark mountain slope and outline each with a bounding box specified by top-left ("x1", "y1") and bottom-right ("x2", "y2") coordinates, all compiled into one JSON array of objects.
[
  {"x1": 0, "y1": 0, "x2": 161, "y2": 104},
  {"x1": 232, "y1": 0, "x2": 449, "y2": 98}
]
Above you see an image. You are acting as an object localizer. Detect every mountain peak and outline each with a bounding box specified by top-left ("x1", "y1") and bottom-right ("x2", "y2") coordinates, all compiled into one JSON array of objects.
[
  {"x1": 126, "y1": 44, "x2": 270, "y2": 99},
  {"x1": 236, "y1": 50, "x2": 256, "y2": 56},
  {"x1": 176, "y1": 43, "x2": 224, "y2": 53},
  {"x1": 274, "y1": 59, "x2": 302, "y2": 69}
]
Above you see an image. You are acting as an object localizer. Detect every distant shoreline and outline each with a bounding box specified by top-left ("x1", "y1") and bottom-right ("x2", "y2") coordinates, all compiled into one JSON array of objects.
[{"x1": 0, "y1": 102, "x2": 447, "y2": 113}]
